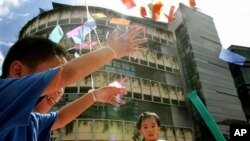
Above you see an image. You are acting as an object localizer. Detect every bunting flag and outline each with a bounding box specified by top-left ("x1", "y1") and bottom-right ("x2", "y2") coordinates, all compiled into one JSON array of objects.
[
  {"x1": 189, "y1": 0, "x2": 196, "y2": 7},
  {"x1": 72, "y1": 36, "x2": 85, "y2": 44},
  {"x1": 219, "y1": 47, "x2": 246, "y2": 66},
  {"x1": 165, "y1": 6, "x2": 176, "y2": 23},
  {"x1": 187, "y1": 91, "x2": 226, "y2": 141},
  {"x1": 140, "y1": 7, "x2": 147, "y2": 17},
  {"x1": 92, "y1": 13, "x2": 107, "y2": 18},
  {"x1": 147, "y1": 3, "x2": 153, "y2": 18},
  {"x1": 83, "y1": 17, "x2": 97, "y2": 30},
  {"x1": 110, "y1": 18, "x2": 131, "y2": 26},
  {"x1": 66, "y1": 26, "x2": 82, "y2": 38},
  {"x1": 67, "y1": 18, "x2": 97, "y2": 44},
  {"x1": 152, "y1": 1, "x2": 163, "y2": 21},
  {"x1": 121, "y1": 0, "x2": 136, "y2": 9},
  {"x1": 48, "y1": 25, "x2": 64, "y2": 44}
]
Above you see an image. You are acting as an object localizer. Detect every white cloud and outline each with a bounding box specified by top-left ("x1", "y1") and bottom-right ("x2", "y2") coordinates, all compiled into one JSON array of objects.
[
  {"x1": 0, "y1": 40, "x2": 13, "y2": 47},
  {"x1": 0, "y1": 0, "x2": 29, "y2": 16}
]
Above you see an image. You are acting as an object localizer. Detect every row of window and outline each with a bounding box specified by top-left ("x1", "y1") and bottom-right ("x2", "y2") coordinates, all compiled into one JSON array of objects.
[
  {"x1": 51, "y1": 119, "x2": 193, "y2": 141},
  {"x1": 22, "y1": 7, "x2": 175, "y2": 46},
  {"x1": 65, "y1": 70, "x2": 186, "y2": 106}
]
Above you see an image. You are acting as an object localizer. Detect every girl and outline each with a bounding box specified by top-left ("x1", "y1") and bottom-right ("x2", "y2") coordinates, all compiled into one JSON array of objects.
[{"x1": 134, "y1": 112, "x2": 161, "y2": 141}]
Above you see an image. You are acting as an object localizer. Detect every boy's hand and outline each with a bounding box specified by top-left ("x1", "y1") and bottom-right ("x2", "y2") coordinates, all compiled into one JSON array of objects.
[
  {"x1": 92, "y1": 86, "x2": 127, "y2": 107},
  {"x1": 107, "y1": 26, "x2": 148, "y2": 58}
]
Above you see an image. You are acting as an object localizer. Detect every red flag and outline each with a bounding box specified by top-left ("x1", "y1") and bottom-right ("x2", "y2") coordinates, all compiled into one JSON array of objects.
[
  {"x1": 121, "y1": 0, "x2": 136, "y2": 9},
  {"x1": 165, "y1": 6, "x2": 176, "y2": 23},
  {"x1": 140, "y1": 7, "x2": 147, "y2": 17},
  {"x1": 189, "y1": 0, "x2": 196, "y2": 7},
  {"x1": 152, "y1": 1, "x2": 163, "y2": 21}
]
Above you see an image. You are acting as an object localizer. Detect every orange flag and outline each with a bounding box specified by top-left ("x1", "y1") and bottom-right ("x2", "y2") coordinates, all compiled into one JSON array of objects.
[
  {"x1": 121, "y1": 0, "x2": 136, "y2": 9},
  {"x1": 140, "y1": 7, "x2": 147, "y2": 17},
  {"x1": 152, "y1": 1, "x2": 163, "y2": 21},
  {"x1": 165, "y1": 6, "x2": 176, "y2": 23},
  {"x1": 189, "y1": 0, "x2": 196, "y2": 7}
]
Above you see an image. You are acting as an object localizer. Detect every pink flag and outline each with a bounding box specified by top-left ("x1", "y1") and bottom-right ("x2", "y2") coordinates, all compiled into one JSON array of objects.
[{"x1": 66, "y1": 26, "x2": 82, "y2": 38}]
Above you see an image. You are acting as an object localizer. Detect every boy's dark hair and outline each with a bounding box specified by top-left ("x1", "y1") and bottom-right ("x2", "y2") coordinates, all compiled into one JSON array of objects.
[
  {"x1": 136, "y1": 112, "x2": 161, "y2": 129},
  {"x1": 1, "y1": 36, "x2": 70, "y2": 78}
]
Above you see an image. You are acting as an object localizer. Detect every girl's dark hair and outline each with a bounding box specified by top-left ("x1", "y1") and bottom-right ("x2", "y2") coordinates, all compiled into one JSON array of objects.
[
  {"x1": 136, "y1": 112, "x2": 161, "y2": 129},
  {"x1": 1, "y1": 36, "x2": 71, "y2": 78}
]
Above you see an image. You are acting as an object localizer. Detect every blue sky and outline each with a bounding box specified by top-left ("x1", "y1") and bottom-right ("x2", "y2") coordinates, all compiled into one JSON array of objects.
[{"x1": 1, "y1": 0, "x2": 250, "y2": 74}]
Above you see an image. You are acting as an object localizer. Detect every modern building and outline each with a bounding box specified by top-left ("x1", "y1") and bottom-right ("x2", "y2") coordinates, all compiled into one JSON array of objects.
[
  {"x1": 228, "y1": 45, "x2": 250, "y2": 124},
  {"x1": 19, "y1": 2, "x2": 193, "y2": 141},
  {"x1": 18, "y1": 2, "x2": 247, "y2": 141},
  {"x1": 169, "y1": 3, "x2": 247, "y2": 141}
]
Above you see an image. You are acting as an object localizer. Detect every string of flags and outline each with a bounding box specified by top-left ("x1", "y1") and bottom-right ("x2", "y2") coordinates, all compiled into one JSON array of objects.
[{"x1": 48, "y1": 0, "x2": 198, "y2": 53}]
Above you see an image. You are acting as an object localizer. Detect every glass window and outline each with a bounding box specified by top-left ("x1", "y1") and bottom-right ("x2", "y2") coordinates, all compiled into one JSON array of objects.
[
  {"x1": 148, "y1": 49, "x2": 156, "y2": 64},
  {"x1": 80, "y1": 74, "x2": 93, "y2": 92},
  {"x1": 158, "y1": 126, "x2": 167, "y2": 140},
  {"x1": 78, "y1": 120, "x2": 93, "y2": 140},
  {"x1": 94, "y1": 71, "x2": 108, "y2": 87},
  {"x1": 124, "y1": 122, "x2": 135, "y2": 140},
  {"x1": 163, "y1": 55, "x2": 172, "y2": 72},
  {"x1": 177, "y1": 87, "x2": 185, "y2": 101},
  {"x1": 156, "y1": 52, "x2": 164, "y2": 69},
  {"x1": 142, "y1": 79, "x2": 151, "y2": 95},
  {"x1": 176, "y1": 128, "x2": 185, "y2": 141},
  {"x1": 151, "y1": 81, "x2": 160, "y2": 97},
  {"x1": 184, "y1": 128, "x2": 193, "y2": 141},
  {"x1": 110, "y1": 121, "x2": 123, "y2": 140},
  {"x1": 132, "y1": 77, "x2": 142, "y2": 95},
  {"x1": 169, "y1": 85, "x2": 178, "y2": 104},
  {"x1": 109, "y1": 72, "x2": 120, "y2": 83},
  {"x1": 94, "y1": 120, "x2": 109, "y2": 140},
  {"x1": 122, "y1": 75, "x2": 131, "y2": 92},
  {"x1": 166, "y1": 127, "x2": 176, "y2": 141}
]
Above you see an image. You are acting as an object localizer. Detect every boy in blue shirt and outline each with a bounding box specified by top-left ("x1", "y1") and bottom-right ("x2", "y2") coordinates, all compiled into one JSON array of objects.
[{"x1": 0, "y1": 26, "x2": 148, "y2": 141}]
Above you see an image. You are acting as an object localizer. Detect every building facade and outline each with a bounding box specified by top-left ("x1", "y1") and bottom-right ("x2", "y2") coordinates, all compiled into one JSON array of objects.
[
  {"x1": 228, "y1": 45, "x2": 250, "y2": 124},
  {"x1": 19, "y1": 2, "x2": 193, "y2": 141},
  {"x1": 169, "y1": 3, "x2": 247, "y2": 141}
]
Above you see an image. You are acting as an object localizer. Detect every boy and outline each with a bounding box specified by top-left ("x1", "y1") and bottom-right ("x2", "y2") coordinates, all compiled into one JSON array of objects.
[{"x1": 0, "y1": 26, "x2": 148, "y2": 141}]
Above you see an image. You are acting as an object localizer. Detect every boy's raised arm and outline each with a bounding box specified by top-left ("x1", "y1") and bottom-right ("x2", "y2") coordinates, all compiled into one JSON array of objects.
[{"x1": 44, "y1": 26, "x2": 148, "y2": 95}]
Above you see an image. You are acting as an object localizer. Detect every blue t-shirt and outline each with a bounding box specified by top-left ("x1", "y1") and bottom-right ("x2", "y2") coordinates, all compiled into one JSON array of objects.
[{"x1": 0, "y1": 68, "x2": 59, "y2": 141}]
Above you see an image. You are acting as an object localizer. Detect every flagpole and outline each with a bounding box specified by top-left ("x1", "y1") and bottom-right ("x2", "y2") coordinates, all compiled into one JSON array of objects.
[{"x1": 84, "y1": 0, "x2": 95, "y2": 90}]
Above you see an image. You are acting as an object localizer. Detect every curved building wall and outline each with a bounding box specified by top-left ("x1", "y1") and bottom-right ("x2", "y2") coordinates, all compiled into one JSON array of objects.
[{"x1": 20, "y1": 3, "x2": 194, "y2": 141}]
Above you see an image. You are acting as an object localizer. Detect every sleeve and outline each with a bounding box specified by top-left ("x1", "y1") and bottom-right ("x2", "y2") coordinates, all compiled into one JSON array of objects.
[
  {"x1": 32, "y1": 112, "x2": 59, "y2": 141},
  {"x1": 0, "y1": 68, "x2": 59, "y2": 131}
]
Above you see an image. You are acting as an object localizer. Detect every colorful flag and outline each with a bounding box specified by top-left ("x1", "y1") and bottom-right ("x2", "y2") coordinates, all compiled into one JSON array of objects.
[
  {"x1": 121, "y1": 0, "x2": 136, "y2": 9},
  {"x1": 66, "y1": 26, "x2": 82, "y2": 38},
  {"x1": 189, "y1": 0, "x2": 196, "y2": 7},
  {"x1": 110, "y1": 18, "x2": 131, "y2": 26},
  {"x1": 140, "y1": 7, "x2": 147, "y2": 17},
  {"x1": 152, "y1": 1, "x2": 163, "y2": 21},
  {"x1": 72, "y1": 36, "x2": 85, "y2": 44},
  {"x1": 67, "y1": 18, "x2": 97, "y2": 44},
  {"x1": 165, "y1": 6, "x2": 176, "y2": 23},
  {"x1": 187, "y1": 91, "x2": 226, "y2": 141},
  {"x1": 84, "y1": 18, "x2": 97, "y2": 30},
  {"x1": 219, "y1": 47, "x2": 246, "y2": 66},
  {"x1": 48, "y1": 25, "x2": 64, "y2": 44}
]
